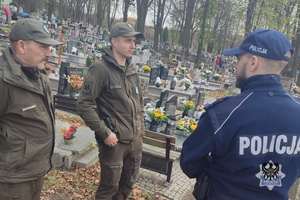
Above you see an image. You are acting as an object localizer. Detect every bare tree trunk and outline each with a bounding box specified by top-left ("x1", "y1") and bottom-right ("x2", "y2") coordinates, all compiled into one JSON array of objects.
[
  {"x1": 86, "y1": 0, "x2": 92, "y2": 25},
  {"x1": 58, "y1": 0, "x2": 64, "y2": 21},
  {"x1": 292, "y1": 1, "x2": 300, "y2": 83},
  {"x1": 107, "y1": 0, "x2": 119, "y2": 30},
  {"x1": 181, "y1": 0, "x2": 196, "y2": 61},
  {"x1": 48, "y1": 0, "x2": 55, "y2": 22},
  {"x1": 123, "y1": 0, "x2": 135, "y2": 22},
  {"x1": 97, "y1": 0, "x2": 106, "y2": 28},
  {"x1": 136, "y1": 0, "x2": 153, "y2": 33},
  {"x1": 153, "y1": 0, "x2": 167, "y2": 51},
  {"x1": 195, "y1": 0, "x2": 210, "y2": 64},
  {"x1": 245, "y1": 0, "x2": 258, "y2": 36}
]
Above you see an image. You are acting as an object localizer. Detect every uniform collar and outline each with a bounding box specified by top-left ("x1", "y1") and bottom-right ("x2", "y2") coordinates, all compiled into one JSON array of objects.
[{"x1": 241, "y1": 74, "x2": 284, "y2": 92}]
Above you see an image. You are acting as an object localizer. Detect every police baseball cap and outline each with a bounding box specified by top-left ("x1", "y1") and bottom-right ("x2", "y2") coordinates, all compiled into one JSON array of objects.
[
  {"x1": 9, "y1": 18, "x2": 63, "y2": 46},
  {"x1": 110, "y1": 22, "x2": 144, "y2": 40},
  {"x1": 223, "y1": 29, "x2": 293, "y2": 61}
]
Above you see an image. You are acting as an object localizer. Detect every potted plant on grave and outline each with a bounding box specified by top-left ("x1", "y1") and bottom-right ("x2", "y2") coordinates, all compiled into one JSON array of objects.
[
  {"x1": 145, "y1": 104, "x2": 168, "y2": 132},
  {"x1": 60, "y1": 124, "x2": 78, "y2": 144}
]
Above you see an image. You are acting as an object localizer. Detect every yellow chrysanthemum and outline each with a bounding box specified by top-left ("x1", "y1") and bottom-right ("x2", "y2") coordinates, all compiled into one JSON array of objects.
[
  {"x1": 154, "y1": 110, "x2": 163, "y2": 118},
  {"x1": 190, "y1": 122, "x2": 197, "y2": 131}
]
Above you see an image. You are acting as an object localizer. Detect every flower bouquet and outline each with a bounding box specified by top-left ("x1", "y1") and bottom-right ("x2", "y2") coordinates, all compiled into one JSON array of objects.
[
  {"x1": 61, "y1": 124, "x2": 78, "y2": 144},
  {"x1": 64, "y1": 74, "x2": 84, "y2": 90},
  {"x1": 194, "y1": 103, "x2": 205, "y2": 119},
  {"x1": 195, "y1": 103, "x2": 205, "y2": 112},
  {"x1": 144, "y1": 104, "x2": 168, "y2": 132},
  {"x1": 143, "y1": 65, "x2": 151, "y2": 73},
  {"x1": 180, "y1": 99, "x2": 195, "y2": 118},
  {"x1": 212, "y1": 73, "x2": 222, "y2": 81},
  {"x1": 181, "y1": 100, "x2": 195, "y2": 111},
  {"x1": 178, "y1": 77, "x2": 193, "y2": 91},
  {"x1": 177, "y1": 117, "x2": 197, "y2": 134},
  {"x1": 145, "y1": 107, "x2": 168, "y2": 122},
  {"x1": 180, "y1": 67, "x2": 188, "y2": 74}
]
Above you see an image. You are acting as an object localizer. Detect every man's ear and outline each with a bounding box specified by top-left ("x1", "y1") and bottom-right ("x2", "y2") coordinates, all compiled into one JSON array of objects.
[
  {"x1": 17, "y1": 40, "x2": 26, "y2": 55},
  {"x1": 248, "y1": 55, "x2": 259, "y2": 71},
  {"x1": 111, "y1": 38, "x2": 117, "y2": 48}
]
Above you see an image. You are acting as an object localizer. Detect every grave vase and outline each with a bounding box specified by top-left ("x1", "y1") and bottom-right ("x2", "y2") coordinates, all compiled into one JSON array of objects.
[
  {"x1": 149, "y1": 120, "x2": 159, "y2": 132},
  {"x1": 69, "y1": 89, "x2": 78, "y2": 98},
  {"x1": 155, "y1": 83, "x2": 161, "y2": 88},
  {"x1": 182, "y1": 110, "x2": 189, "y2": 118},
  {"x1": 193, "y1": 111, "x2": 203, "y2": 119},
  {"x1": 64, "y1": 138, "x2": 73, "y2": 145},
  {"x1": 184, "y1": 84, "x2": 190, "y2": 91}
]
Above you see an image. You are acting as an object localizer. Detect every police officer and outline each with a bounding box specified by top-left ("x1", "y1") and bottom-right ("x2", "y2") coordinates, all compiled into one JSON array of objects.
[
  {"x1": 180, "y1": 29, "x2": 300, "y2": 200},
  {"x1": 77, "y1": 22, "x2": 144, "y2": 199},
  {"x1": 0, "y1": 19, "x2": 61, "y2": 199}
]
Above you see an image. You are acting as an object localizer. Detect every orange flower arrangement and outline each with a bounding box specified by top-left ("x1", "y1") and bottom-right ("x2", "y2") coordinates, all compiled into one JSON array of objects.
[{"x1": 64, "y1": 74, "x2": 84, "y2": 90}]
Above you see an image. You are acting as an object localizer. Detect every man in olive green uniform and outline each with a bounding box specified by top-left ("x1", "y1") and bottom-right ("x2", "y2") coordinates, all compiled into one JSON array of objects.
[
  {"x1": 77, "y1": 22, "x2": 144, "y2": 200},
  {"x1": 0, "y1": 19, "x2": 62, "y2": 200}
]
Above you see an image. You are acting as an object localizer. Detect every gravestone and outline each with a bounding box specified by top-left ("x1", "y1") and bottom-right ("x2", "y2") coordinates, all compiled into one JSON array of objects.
[
  {"x1": 155, "y1": 89, "x2": 169, "y2": 108},
  {"x1": 164, "y1": 95, "x2": 178, "y2": 120},
  {"x1": 143, "y1": 97, "x2": 153, "y2": 106},
  {"x1": 58, "y1": 62, "x2": 83, "y2": 95},
  {"x1": 149, "y1": 66, "x2": 160, "y2": 85},
  {"x1": 159, "y1": 64, "x2": 169, "y2": 80},
  {"x1": 198, "y1": 89, "x2": 206, "y2": 104}
]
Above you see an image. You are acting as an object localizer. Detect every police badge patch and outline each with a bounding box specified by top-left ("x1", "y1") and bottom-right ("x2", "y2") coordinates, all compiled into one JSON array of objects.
[
  {"x1": 83, "y1": 81, "x2": 93, "y2": 94},
  {"x1": 255, "y1": 160, "x2": 285, "y2": 190}
]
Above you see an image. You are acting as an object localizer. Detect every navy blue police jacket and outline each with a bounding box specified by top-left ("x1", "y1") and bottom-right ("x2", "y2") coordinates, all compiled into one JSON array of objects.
[{"x1": 180, "y1": 74, "x2": 300, "y2": 200}]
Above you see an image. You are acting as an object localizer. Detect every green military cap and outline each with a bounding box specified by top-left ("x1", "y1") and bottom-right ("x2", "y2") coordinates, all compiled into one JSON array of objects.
[
  {"x1": 110, "y1": 22, "x2": 144, "y2": 40},
  {"x1": 9, "y1": 18, "x2": 63, "y2": 45}
]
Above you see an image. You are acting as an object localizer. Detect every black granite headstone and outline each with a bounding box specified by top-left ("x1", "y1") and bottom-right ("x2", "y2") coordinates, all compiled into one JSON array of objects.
[
  {"x1": 149, "y1": 66, "x2": 160, "y2": 85},
  {"x1": 155, "y1": 89, "x2": 169, "y2": 108},
  {"x1": 143, "y1": 97, "x2": 153, "y2": 106},
  {"x1": 58, "y1": 62, "x2": 84, "y2": 95},
  {"x1": 159, "y1": 64, "x2": 169, "y2": 80},
  {"x1": 164, "y1": 95, "x2": 178, "y2": 120}
]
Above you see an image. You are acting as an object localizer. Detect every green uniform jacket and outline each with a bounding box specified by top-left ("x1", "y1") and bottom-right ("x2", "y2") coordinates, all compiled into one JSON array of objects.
[
  {"x1": 77, "y1": 46, "x2": 144, "y2": 143},
  {"x1": 0, "y1": 48, "x2": 55, "y2": 183}
]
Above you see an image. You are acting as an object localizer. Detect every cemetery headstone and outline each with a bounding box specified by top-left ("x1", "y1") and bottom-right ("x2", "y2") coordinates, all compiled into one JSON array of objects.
[
  {"x1": 164, "y1": 95, "x2": 178, "y2": 120},
  {"x1": 198, "y1": 88, "x2": 206, "y2": 104},
  {"x1": 143, "y1": 97, "x2": 153, "y2": 106},
  {"x1": 149, "y1": 66, "x2": 160, "y2": 85},
  {"x1": 159, "y1": 64, "x2": 169, "y2": 80},
  {"x1": 155, "y1": 89, "x2": 169, "y2": 108}
]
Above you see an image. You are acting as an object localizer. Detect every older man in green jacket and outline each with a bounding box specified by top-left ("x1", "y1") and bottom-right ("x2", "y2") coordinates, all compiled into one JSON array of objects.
[{"x1": 0, "y1": 19, "x2": 61, "y2": 200}]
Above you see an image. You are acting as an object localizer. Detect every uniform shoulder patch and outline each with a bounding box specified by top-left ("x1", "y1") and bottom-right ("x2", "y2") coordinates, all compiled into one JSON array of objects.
[
  {"x1": 82, "y1": 81, "x2": 93, "y2": 94},
  {"x1": 204, "y1": 96, "x2": 232, "y2": 110}
]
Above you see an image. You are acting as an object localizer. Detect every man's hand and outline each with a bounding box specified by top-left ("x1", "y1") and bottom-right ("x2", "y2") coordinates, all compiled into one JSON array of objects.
[{"x1": 104, "y1": 132, "x2": 118, "y2": 147}]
